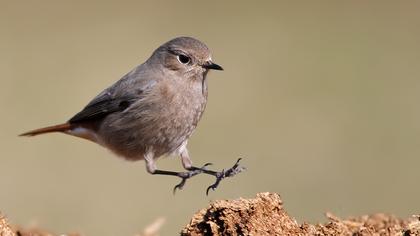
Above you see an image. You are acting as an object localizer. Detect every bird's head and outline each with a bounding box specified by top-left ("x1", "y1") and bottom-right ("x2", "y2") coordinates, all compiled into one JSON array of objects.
[{"x1": 150, "y1": 37, "x2": 223, "y2": 79}]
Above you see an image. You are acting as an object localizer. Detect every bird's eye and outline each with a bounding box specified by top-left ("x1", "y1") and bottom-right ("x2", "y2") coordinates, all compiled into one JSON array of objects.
[{"x1": 177, "y1": 54, "x2": 191, "y2": 64}]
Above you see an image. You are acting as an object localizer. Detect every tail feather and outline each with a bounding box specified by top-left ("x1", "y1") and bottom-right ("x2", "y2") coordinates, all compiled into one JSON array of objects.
[{"x1": 19, "y1": 123, "x2": 72, "y2": 137}]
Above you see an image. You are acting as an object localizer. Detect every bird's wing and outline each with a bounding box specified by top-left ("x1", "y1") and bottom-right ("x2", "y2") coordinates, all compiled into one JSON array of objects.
[
  {"x1": 69, "y1": 63, "x2": 158, "y2": 124},
  {"x1": 68, "y1": 92, "x2": 137, "y2": 124}
]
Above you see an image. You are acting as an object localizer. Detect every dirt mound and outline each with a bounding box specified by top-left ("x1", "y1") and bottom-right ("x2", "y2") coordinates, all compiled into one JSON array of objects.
[
  {"x1": 0, "y1": 215, "x2": 14, "y2": 236},
  {"x1": 181, "y1": 192, "x2": 420, "y2": 236},
  {"x1": 2, "y1": 193, "x2": 419, "y2": 235}
]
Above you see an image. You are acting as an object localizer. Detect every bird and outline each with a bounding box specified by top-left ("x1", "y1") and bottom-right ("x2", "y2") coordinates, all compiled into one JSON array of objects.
[{"x1": 20, "y1": 36, "x2": 244, "y2": 194}]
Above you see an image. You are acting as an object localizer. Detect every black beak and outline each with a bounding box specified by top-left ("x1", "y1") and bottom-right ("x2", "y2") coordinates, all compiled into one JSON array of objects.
[{"x1": 202, "y1": 61, "x2": 223, "y2": 71}]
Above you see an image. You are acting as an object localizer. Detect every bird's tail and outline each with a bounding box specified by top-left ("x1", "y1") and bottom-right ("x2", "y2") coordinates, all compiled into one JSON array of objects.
[{"x1": 19, "y1": 123, "x2": 72, "y2": 137}]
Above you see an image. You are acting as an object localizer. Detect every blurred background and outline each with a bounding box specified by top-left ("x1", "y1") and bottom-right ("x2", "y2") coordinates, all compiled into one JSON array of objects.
[{"x1": 1, "y1": 1, "x2": 420, "y2": 235}]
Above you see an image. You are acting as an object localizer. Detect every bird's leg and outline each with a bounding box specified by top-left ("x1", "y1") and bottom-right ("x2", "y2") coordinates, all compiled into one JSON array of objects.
[
  {"x1": 180, "y1": 149, "x2": 246, "y2": 195},
  {"x1": 152, "y1": 165, "x2": 212, "y2": 194},
  {"x1": 203, "y1": 158, "x2": 245, "y2": 195},
  {"x1": 144, "y1": 151, "x2": 210, "y2": 193}
]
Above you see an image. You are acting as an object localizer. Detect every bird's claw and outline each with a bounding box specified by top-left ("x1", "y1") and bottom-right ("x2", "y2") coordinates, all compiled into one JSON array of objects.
[
  {"x1": 206, "y1": 158, "x2": 246, "y2": 195},
  {"x1": 173, "y1": 178, "x2": 187, "y2": 194},
  {"x1": 225, "y1": 158, "x2": 246, "y2": 177},
  {"x1": 202, "y1": 162, "x2": 213, "y2": 168},
  {"x1": 206, "y1": 170, "x2": 224, "y2": 195},
  {"x1": 173, "y1": 162, "x2": 212, "y2": 194}
]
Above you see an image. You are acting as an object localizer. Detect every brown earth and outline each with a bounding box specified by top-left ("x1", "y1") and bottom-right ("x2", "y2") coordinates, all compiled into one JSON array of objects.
[
  {"x1": 181, "y1": 192, "x2": 420, "y2": 236},
  {"x1": 1, "y1": 192, "x2": 419, "y2": 236},
  {"x1": 0, "y1": 215, "x2": 14, "y2": 236}
]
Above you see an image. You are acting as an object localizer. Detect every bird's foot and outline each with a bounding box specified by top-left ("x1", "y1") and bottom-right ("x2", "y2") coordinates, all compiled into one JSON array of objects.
[
  {"x1": 173, "y1": 163, "x2": 212, "y2": 194},
  {"x1": 206, "y1": 158, "x2": 246, "y2": 195}
]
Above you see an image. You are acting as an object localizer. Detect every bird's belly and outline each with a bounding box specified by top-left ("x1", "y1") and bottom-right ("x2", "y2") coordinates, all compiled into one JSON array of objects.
[
  {"x1": 150, "y1": 108, "x2": 202, "y2": 156},
  {"x1": 98, "y1": 99, "x2": 205, "y2": 160}
]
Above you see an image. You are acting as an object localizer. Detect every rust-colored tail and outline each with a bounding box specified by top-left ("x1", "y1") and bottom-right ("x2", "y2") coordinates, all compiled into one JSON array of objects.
[{"x1": 19, "y1": 123, "x2": 72, "y2": 137}]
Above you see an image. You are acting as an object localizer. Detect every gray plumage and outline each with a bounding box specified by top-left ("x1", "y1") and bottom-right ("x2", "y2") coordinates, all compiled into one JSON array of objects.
[{"x1": 21, "y1": 37, "x2": 244, "y2": 193}]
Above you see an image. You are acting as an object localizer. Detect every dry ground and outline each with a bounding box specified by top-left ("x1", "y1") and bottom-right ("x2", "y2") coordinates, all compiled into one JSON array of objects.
[{"x1": 1, "y1": 192, "x2": 419, "y2": 236}]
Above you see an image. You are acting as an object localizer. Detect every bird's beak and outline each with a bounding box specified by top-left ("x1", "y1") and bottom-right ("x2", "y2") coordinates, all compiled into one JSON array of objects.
[{"x1": 202, "y1": 61, "x2": 223, "y2": 71}]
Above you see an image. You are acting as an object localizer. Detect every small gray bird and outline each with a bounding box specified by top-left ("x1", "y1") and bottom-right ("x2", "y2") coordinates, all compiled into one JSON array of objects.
[{"x1": 20, "y1": 37, "x2": 244, "y2": 194}]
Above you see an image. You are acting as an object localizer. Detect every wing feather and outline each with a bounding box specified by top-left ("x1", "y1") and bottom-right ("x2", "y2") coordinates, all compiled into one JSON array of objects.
[{"x1": 69, "y1": 93, "x2": 136, "y2": 123}]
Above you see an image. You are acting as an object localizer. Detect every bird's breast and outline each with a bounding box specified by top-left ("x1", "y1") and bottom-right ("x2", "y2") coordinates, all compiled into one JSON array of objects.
[
  {"x1": 157, "y1": 79, "x2": 207, "y2": 133},
  {"x1": 97, "y1": 78, "x2": 208, "y2": 159},
  {"x1": 139, "y1": 79, "x2": 207, "y2": 155}
]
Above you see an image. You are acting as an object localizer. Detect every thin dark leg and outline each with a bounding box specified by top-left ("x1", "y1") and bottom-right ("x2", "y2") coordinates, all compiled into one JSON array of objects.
[
  {"x1": 152, "y1": 163, "x2": 212, "y2": 194},
  {"x1": 185, "y1": 158, "x2": 246, "y2": 195},
  {"x1": 204, "y1": 158, "x2": 245, "y2": 195},
  {"x1": 151, "y1": 159, "x2": 245, "y2": 195}
]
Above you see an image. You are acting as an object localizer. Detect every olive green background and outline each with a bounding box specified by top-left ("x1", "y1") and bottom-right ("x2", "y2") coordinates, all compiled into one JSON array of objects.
[{"x1": 1, "y1": 1, "x2": 420, "y2": 235}]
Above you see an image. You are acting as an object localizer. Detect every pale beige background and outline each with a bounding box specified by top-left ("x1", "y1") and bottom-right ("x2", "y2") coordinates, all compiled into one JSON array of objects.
[{"x1": 1, "y1": 1, "x2": 420, "y2": 235}]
